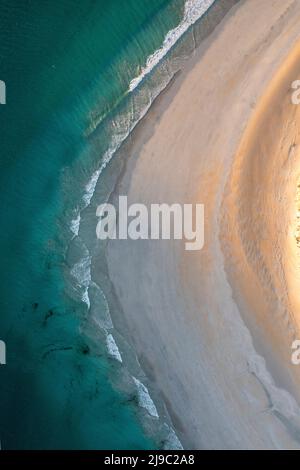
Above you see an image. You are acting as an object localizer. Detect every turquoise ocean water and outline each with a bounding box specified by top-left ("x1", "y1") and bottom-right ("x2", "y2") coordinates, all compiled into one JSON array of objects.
[{"x1": 0, "y1": 0, "x2": 215, "y2": 449}]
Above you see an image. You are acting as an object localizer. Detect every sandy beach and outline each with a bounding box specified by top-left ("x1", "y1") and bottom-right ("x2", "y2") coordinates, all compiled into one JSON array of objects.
[{"x1": 102, "y1": 0, "x2": 300, "y2": 449}]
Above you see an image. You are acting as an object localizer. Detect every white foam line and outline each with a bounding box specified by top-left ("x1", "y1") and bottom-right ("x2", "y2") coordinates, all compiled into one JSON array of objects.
[
  {"x1": 70, "y1": 212, "x2": 81, "y2": 238},
  {"x1": 163, "y1": 427, "x2": 184, "y2": 450},
  {"x1": 129, "y1": 0, "x2": 216, "y2": 92},
  {"x1": 106, "y1": 333, "x2": 123, "y2": 363},
  {"x1": 70, "y1": 249, "x2": 91, "y2": 309},
  {"x1": 82, "y1": 98, "x2": 154, "y2": 208},
  {"x1": 133, "y1": 377, "x2": 159, "y2": 418}
]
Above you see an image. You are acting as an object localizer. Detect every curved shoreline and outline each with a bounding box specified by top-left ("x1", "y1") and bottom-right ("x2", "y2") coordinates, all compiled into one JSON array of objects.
[{"x1": 103, "y1": 0, "x2": 300, "y2": 449}]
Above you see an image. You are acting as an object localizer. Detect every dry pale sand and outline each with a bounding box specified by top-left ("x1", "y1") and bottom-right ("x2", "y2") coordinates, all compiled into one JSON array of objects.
[{"x1": 105, "y1": 0, "x2": 300, "y2": 449}]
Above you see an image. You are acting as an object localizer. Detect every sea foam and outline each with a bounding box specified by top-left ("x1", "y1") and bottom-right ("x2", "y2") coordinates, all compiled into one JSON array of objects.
[
  {"x1": 106, "y1": 333, "x2": 123, "y2": 363},
  {"x1": 133, "y1": 377, "x2": 159, "y2": 419},
  {"x1": 129, "y1": 0, "x2": 216, "y2": 92}
]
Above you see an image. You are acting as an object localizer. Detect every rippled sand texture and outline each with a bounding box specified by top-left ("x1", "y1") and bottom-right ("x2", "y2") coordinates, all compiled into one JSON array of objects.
[{"x1": 106, "y1": 0, "x2": 300, "y2": 449}]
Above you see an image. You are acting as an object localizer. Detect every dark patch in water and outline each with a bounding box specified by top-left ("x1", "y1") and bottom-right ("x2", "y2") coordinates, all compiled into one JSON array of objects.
[
  {"x1": 79, "y1": 343, "x2": 90, "y2": 355},
  {"x1": 42, "y1": 346, "x2": 73, "y2": 360},
  {"x1": 123, "y1": 394, "x2": 139, "y2": 407},
  {"x1": 43, "y1": 309, "x2": 55, "y2": 326}
]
